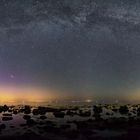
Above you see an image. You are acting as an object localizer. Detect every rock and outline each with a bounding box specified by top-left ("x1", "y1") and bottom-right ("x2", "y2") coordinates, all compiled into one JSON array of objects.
[
  {"x1": 40, "y1": 115, "x2": 47, "y2": 120},
  {"x1": 2, "y1": 105, "x2": 9, "y2": 112},
  {"x1": 24, "y1": 105, "x2": 31, "y2": 114},
  {"x1": 32, "y1": 109, "x2": 39, "y2": 115},
  {"x1": 13, "y1": 110, "x2": 18, "y2": 114},
  {"x1": 106, "y1": 112, "x2": 110, "y2": 115},
  {"x1": 66, "y1": 110, "x2": 74, "y2": 116},
  {"x1": 2, "y1": 116, "x2": 13, "y2": 121},
  {"x1": 8, "y1": 109, "x2": 12, "y2": 112},
  {"x1": 23, "y1": 115, "x2": 31, "y2": 120},
  {"x1": 93, "y1": 105, "x2": 103, "y2": 114},
  {"x1": 79, "y1": 111, "x2": 91, "y2": 117},
  {"x1": 3, "y1": 113, "x2": 12, "y2": 116},
  {"x1": 0, "y1": 124, "x2": 6, "y2": 129},
  {"x1": 38, "y1": 106, "x2": 47, "y2": 115},
  {"x1": 26, "y1": 119, "x2": 37, "y2": 126},
  {"x1": 112, "y1": 108, "x2": 118, "y2": 112},
  {"x1": 119, "y1": 106, "x2": 129, "y2": 114},
  {"x1": 53, "y1": 111, "x2": 65, "y2": 118}
]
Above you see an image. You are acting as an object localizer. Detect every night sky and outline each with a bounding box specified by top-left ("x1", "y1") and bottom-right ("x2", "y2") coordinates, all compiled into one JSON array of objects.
[{"x1": 0, "y1": 0, "x2": 140, "y2": 103}]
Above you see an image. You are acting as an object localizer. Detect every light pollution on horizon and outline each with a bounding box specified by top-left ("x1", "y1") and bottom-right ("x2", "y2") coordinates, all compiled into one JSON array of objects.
[{"x1": 0, "y1": 84, "x2": 138, "y2": 104}]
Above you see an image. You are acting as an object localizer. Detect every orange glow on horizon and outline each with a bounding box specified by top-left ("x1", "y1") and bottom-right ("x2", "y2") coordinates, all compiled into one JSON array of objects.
[{"x1": 0, "y1": 85, "x2": 56, "y2": 104}]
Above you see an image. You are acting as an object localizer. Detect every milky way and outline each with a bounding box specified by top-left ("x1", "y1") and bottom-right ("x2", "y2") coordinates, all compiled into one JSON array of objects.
[{"x1": 0, "y1": 0, "x2": 140, "y2": 102}]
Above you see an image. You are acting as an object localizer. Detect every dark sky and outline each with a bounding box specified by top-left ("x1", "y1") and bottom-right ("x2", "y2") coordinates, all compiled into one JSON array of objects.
[{"x1": 0, "y1": 0, "x2": 140, "y2": 101}]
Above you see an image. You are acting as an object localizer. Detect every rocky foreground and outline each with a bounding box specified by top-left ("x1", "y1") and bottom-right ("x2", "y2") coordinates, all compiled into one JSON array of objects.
[{"x1": 0, "y1": 104, "x2": 140, "y2": 139}]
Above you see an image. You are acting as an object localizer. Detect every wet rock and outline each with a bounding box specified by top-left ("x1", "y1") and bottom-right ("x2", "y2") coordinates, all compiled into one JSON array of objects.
[
  {"x1": 23, "y1": 115, "x2": 31, "y2": 120},
  {"x1": 24, "y1": 105, "x2": 31, "y2": 114},
  {"x1": 38, "y1": 106, "x2": 47, "y2": 115},
  {"x1": 26, "y1": 119, "x2": 37, "y2": 126},
  {"x1": 13, "y1": 110, "x2": 18, "y2": 114},
  {"x1": 66, "y1": 110, "x2": 74, "y2": 116},
  {"x1": 106, "y1": 112, "x2": 110, "y2": 115},
  {"x1": 8, "y1": 109, "x2": 12, "y2": 112},
  {"x1": 2, "y1": 116, "x2": 13, "y2": 121},
  {"x1": 19, "y1": 109, "x2": 25, "y2": 113},
  {"x1": 40, "y1": 115, "x2": 47, "y2": 120},
  {"x1": 32, "y1": 109, "x2": 39, "y2": 115},
  {"x1": 0, "y1": 124, "x2": 6, "y2": 129},
  {"x1": 137, "y1": 107, "x2": 140, "y2": 116},
  {"x1": 2, "y1": 105, "x2": 9, "y2": 112},
  {"x1": 53, "y1": 111, "x2": 65, "y2": 118},
  {"x1": 112, "y1": 108, "x2": 118, "y2": 112},
  {"x1": 119, "y1": 105, "x2": 129, "y2": 114},
  {"x1": 93, "y1": 105, "x2": 103, "y2": 114},
  {"x1": 128, "y1": 112, "x2": 132, "y2": 116},
  {"x1": 79, "y1": 111, "x2": 91, "y2": 117},
  {"x1": 0, "y1": 107, "x2": 2, "y2": 113},
  {"x1": 3, "y1": 113, "x2": 12, "y2": 116}
]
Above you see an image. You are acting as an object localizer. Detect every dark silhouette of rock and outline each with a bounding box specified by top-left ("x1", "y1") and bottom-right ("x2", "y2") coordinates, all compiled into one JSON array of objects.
[
  {"x1": 106, "y1": 112, "x2": 110, "y2": 115},
  {"x1": 66, "y1": 110, "x2": 74, "y2": 116},
  {"x1": 8, "y1": 109, "x2": 12, "y2": 112},
  {"x1": 0, "y1": 124, "x2": 6, "y2": 129},
  {"x1": 53, "y1": 111, "x2": 65, "y2": 118},
  {"x1": 3, "y1": 113, "x2": 12, "y2": 116},
  {"x1": 38, "y1": 106, "x2": 47, "y2": 115},
  {"x1": 26, "y1": 119, "x2": 37, "y2": 126},
  {"x1": 23, "y1": 115, "x2": 31, "y2": 120},
  {"x1": 3, "y1": 105, "x2": 9, "y2": 112},
  {"x1": 19, "y1": 109, "x2": 25, "y2": 113},
  {"x1": 24, "y1": 105, "x2": 31, "y2": 114},
  {"x1": 137, "y1": 107, "x2": 140, "y2": 116},
  {"x1": 93, "y1": 105, "x2": 103, "y2": 114},
  {"x1": 112, "y1": 108, "x2": 118, "y2": 112},
  {"x1": 40, "y1": 115, "x2": 47, "y2": 120},
  {"x1": 119, "y1": 105, "x2": 129, "y2": 114},
  {"x1": 0, "y1": 107, "x2": 2, "y2": 113},
  {"x1": 13, "y1": 110, "x2": 18, "y2": 114},
  {"x1": 93, "y1": 105, "x2": 103, "y2": 120},
  {"x1": 128, "y1": 112, "x2": 132, "y2": 116},
  {"x1": 2, "y1": 116, "x2": 13, "y2": 121},
  {"x1": 32, "y1": 109, "x2": 39, "y2": 115},
  {"x1": 79, "y1": 110, "x2": 91, "y2": 117}
]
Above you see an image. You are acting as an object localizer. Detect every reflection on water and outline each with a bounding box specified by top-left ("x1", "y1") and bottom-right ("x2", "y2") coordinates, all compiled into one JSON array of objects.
[{"x1": 0, "y1": 104, "x2": 139, "y2": 140}]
